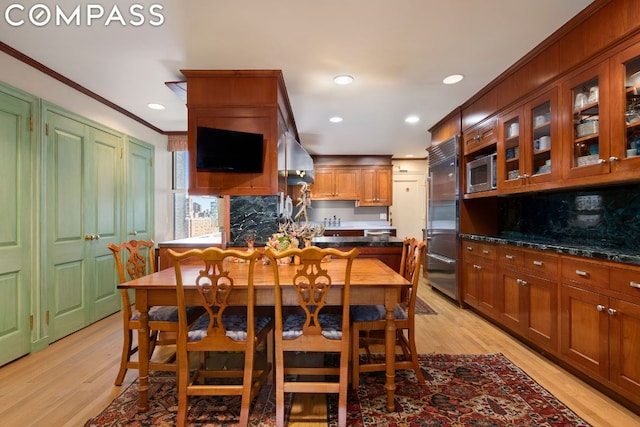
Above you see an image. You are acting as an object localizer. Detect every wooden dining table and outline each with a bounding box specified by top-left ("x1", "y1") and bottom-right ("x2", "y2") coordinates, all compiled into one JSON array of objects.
[{"x1": 118, "y1": 256, "x2": 411, "y2": 414}]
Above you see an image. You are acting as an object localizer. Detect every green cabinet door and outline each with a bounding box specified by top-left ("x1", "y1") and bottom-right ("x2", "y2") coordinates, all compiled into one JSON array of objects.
[
  {"x1": 0, "y1": 87, "x2": 34, "y2": 365},
  {"x1": 44, "y1": 108, "x2": 122, "y2": 341}
]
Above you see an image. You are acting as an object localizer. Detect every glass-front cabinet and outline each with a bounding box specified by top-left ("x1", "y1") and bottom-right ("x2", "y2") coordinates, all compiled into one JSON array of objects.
[
  {"x1": 497, "y1": 88, "x2": 558, "y2": 193},
  {"x1": 561, "y1": 62, "x2": 610, "y2": 180},
  {"x1": 610, "y1": 43, "x2": 640, "y2": 177}
]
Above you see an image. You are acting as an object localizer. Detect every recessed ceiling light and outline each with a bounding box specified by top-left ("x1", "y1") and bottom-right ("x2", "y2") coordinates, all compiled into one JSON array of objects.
[
  {"x1": 333, "y1": 75, "x2": 354, "y2": 85},
  {"x1": 442, "y1": 74, "x2": 464, "y2": 85},
  {"x1": 405, "y1": 115, "x2": 420, "y2": 124},
  {"x1": 147, "y1": 103, "x2": 165, "y2": 110},
  {"x1": 329, "y1": 116, "x2": 343, "y2": 123}
]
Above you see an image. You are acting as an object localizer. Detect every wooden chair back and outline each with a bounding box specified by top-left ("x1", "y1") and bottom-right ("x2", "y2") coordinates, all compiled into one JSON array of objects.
[
  {"x1": 351, "y1": 236, "x2": 426, "y2": 389},
  {"x1": 168, "y1": 247, "x2": 272, "y2": 427},
  {"x1": 265, "y1": 246, "x2": 359, "y2": 427}
]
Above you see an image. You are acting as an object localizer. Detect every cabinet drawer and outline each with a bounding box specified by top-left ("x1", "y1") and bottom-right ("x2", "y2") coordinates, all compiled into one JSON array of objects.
[
  {"x1": 462, "y1": 241, "x2": 496, "y2": 260},
  {"x1": 498, "y1": 246, "x2": 524, "y2": 269},
  {"x1": 523, "y1": 250, "x2": 558, "y2": 278},
  {"x1": 561, "y1": 257, "x2": 609, "y2": 289},
  {"x1": 610, "y1": 265, "x2": 640, "y2": 298}
]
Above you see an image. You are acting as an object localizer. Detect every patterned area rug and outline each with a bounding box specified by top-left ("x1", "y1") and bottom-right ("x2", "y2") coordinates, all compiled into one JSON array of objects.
[
  {"x1": 415, "y1": 297, "x2": 437, "y2": 315},
  {"x1": 85, "y1": 353, "x2": 591, "y2": 426}
]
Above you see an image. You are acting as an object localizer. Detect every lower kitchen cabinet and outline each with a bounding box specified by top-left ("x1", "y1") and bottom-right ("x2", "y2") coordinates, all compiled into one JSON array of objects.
[
  {"x1": 462, "y1": 238, "x2": 640, "y2": 408},
  {"x1": 462, "y1": 241, "x2": 497, "y2": 314},
  {"x1": 560, "y1": 257, "x2": 640, "y2": 400},
  {"x1": 498, "y1": 246, "x2": 558, "y2": 352}
]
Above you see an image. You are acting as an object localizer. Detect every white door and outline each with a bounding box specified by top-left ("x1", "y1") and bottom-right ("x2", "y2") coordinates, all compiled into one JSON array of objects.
[{"x1": 390, "y1": 173, "x2": 426, "y2": 240}]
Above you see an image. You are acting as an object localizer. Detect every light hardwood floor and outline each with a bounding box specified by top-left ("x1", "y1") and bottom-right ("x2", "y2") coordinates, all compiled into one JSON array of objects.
[{"x1": 1, "y1": 277, "x2": 639, "y2": 427}]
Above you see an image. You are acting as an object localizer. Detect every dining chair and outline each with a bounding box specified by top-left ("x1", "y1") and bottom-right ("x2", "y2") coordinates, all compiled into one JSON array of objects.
[
  {"x1": 350, "y1": 237, "x2": 427, "y2": 388},
  {"x1": 168, "y1": 247, "x2": 274, "y2": 427},
  {"x1": 265, "y1": 246, "x2": 359, "y2": 427},
  {"x1": 109, "y1": 239, "x2": 203, "y2": 385}
]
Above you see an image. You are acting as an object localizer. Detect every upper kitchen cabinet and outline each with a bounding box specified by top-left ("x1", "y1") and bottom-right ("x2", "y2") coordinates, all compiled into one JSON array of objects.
[
  {"x1": 462, "y1": 117, "x2": 496, "y2": 155},
  {"x1": 357, "y1": 166, "x2": 392, "y2": 206},
  {"x1": 311, "y1": 166, "x2": 359, "y2": 200},
  {"x1": 609, "y1": 42, "x2": 640, "y2": 179},
  {"x1": 182, "y1": 70, "x2": 297, "y2": 196},
  {"x1": 560, "y1": 61, "x2": 611, "y2": 180},
  {"x1": 495, "y1": 87, "x2": 558, "y2": 194}
]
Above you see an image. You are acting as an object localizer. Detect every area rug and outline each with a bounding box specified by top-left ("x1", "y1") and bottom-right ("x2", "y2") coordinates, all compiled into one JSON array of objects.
[
  {"x1": 85, "y1": 353, "x2": 591, "y2": 426},
  {"x1": 415, "y1": 296, "x2": 437, "y2": 315}
]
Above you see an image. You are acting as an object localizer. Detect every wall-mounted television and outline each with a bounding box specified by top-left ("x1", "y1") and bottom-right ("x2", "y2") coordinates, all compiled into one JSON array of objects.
[{"x1": 196, "y1": 126, "x2": 264, "y2": 173}]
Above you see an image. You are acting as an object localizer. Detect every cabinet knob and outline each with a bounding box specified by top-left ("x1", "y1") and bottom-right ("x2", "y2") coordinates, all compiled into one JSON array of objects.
[
  {"x1": 575, "y1": 269, "x2": 590, "y2": 277},
  {"x1": 596, "y1": 304, "x2": 606, "y2": 312},
  {"x1": 597, "y1": 158, "x2": 606, "y2": 164},
  {"x1": 85, "y1": 234, "x2": 94, "y2": 241},
  {"x1": 608, "y1": 308, "x2": 617, "y2": 316},
  {"x1": 505, "y1": 255, "x2": 515, "y2": 260},
  {"x1": 517, "y1": 278, "x2": 527, "y2": 286},
  {"x1": 466, "y1": 246, "x2": 473, "y2": 251},
  {"x1": 482, "y1": 249, "x2": 489, "y2": 254},
  {"x1": 128, "y1": 231, "x2": 138, "y2": 236},
  {"x1": 609, "y1": 156, "x2": 619, "y2": 163},
  {"x1": 532, "y1": 260, "x2": 544, "y2": 266}
]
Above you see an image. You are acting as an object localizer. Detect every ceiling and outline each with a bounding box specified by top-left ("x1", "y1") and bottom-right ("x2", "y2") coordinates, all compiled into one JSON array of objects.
[{"x1": 0, "y1": 0, "x2": 592, "y2": 158}]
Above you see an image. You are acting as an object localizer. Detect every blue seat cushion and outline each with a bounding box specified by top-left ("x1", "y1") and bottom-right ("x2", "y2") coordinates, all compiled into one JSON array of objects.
[
  {"x1": 132, "y1": 305, "x2": 201, "y2": 322},
  {"x1": 187, "y1": 313, "x2": 272, "y2": 342},
  {"x1": 282, "y1": 309, "x2": 343, "y2": 340},
  {"x1": 350, "y1": 304, "x2": 408, "y2": 322}
]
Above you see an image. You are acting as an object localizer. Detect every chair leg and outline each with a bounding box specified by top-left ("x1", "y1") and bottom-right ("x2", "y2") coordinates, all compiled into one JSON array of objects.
[
  {"x1": 351, "y1": 325, "x2": 360, "y2": 389},
  {"x1": 275, "y1": 352, "x2": 286, "y2": 427},
  {"x1": 114, "y1": 328, "x2": 134, "y2": 386},
  {"x1": 338, "y1": 354, "x2": 349, "y2": 427},
  {"x1": 176, "y1": 353, "x2": 189, "y2": 427},
  {"x1": 408, "y1": 329, "x2": 425, "y2": 384}
]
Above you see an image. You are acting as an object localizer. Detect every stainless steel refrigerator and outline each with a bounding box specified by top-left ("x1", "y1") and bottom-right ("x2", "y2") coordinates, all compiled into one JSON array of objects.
[{"x1": 425, "y1": 136, "x2": 459, "y2": 301}]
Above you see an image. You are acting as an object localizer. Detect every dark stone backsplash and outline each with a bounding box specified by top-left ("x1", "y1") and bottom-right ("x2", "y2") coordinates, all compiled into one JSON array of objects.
[
  {"x1": 498, "y1": 184, "x2": 640, "y2": 250},
  {"x1": 229, "y1": 196, "x2": 279, "y2": 246}
]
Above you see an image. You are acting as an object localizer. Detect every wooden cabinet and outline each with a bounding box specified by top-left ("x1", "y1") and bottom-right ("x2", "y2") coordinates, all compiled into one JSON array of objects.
[
  {"x1": 609, "y1": 42, "x2": 640, "y2": 180},
  {"x1": 462, "y1": 239, "x2": 640, "y2": 407},
  {"x1": 358, "y1": 166, "x2": 392, "y2": 206},
  {"x1": 560, "y1": 257, "x2": 640, "y2": 401},
  {"x1": 461, "y1": 240, "x2": 497, "y2": 313},
  {"x1": 497, "y1": 246, "x2": 558, "y2": 352},
  {"x1": 462, "y1": 117, "x2": 496, "y2": 155},
  {"x1": 560, "y1": 61, "x2": 610, "y2": 180},
  {"x1": 183, "y1": 70, "x2": 296, "y2": 196},
  {"x1": 311, "y1": 167, "x2": 359, "y2": 200}
]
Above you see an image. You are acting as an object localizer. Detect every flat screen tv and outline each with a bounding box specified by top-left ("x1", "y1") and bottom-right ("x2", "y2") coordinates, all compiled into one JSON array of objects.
[{"x1": 196, "y1": 126, "x2": 264, "y2": 173}]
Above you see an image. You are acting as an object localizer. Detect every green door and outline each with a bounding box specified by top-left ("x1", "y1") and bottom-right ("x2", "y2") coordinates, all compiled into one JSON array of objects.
[
  {"x1": 0, "y1": 88, "x2": 34, "y2": 365},
  {"x1": 126, "y1": 137, "x2": 154, "y2": 243},
  {"x1": 44, "y1": 108, "x2": 122, "y2": 341}
]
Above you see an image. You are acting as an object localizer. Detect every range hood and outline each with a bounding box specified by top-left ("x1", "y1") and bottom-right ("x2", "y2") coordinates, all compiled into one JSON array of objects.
[{"x1": 278, "y1": 133, "x2": 315, "y2": 184}]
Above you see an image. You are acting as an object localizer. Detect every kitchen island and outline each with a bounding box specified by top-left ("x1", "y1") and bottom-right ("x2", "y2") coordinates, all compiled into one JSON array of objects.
[{"x1": 312, "y1": 235, "x2": 404, "y2": 271}]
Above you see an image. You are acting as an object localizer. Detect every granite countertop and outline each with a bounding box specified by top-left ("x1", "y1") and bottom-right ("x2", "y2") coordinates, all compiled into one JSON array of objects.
[
  {"x1": 310, "y1": 220, "x2": 395, "y2": 231},
  {"x1": 460, "y1": 233, "x2": 640, "y2": 266},
  {"x1": 312, "y1": 235, "x2": 404, "y2": 247}
]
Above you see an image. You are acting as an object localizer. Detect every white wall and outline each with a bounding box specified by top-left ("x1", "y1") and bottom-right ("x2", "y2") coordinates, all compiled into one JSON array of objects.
[{"x1": 0, "y1": 51, "x2": 174, "y2": 242}]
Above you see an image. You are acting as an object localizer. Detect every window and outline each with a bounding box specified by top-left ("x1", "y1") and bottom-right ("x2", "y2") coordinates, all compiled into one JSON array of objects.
[{"x1": 172, "y1": 151, "x2": 223, "y2": 239}]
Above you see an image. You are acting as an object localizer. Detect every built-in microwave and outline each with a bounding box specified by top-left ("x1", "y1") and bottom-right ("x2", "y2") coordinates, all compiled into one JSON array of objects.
[{"x1": 466, "y1": 153, "x2": 496, "y2": 193}]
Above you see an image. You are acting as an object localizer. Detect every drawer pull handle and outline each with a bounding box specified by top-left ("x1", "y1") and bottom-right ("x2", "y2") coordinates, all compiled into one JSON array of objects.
[
  {"x1": 532, "y1": 260, "x2": 544, "y2": 266},
  {"x1": 630, "y1": 281, "x2": 640, "y2": 289},
  {"x1": 466, "y1": 246, "x2": 473, "y2": 251},
  {"x1": 473, "y1": 264, "x2": 482, "y2": 270},
  {"x1": 575, "y1": 270, "x2": 590, "y2": 277},
  {"x1": 505, "y1": 255, "x2": 514, "y2": 260},
  {"x1": 482, "y1": 250, "x2": 489, "y2": 254}
]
